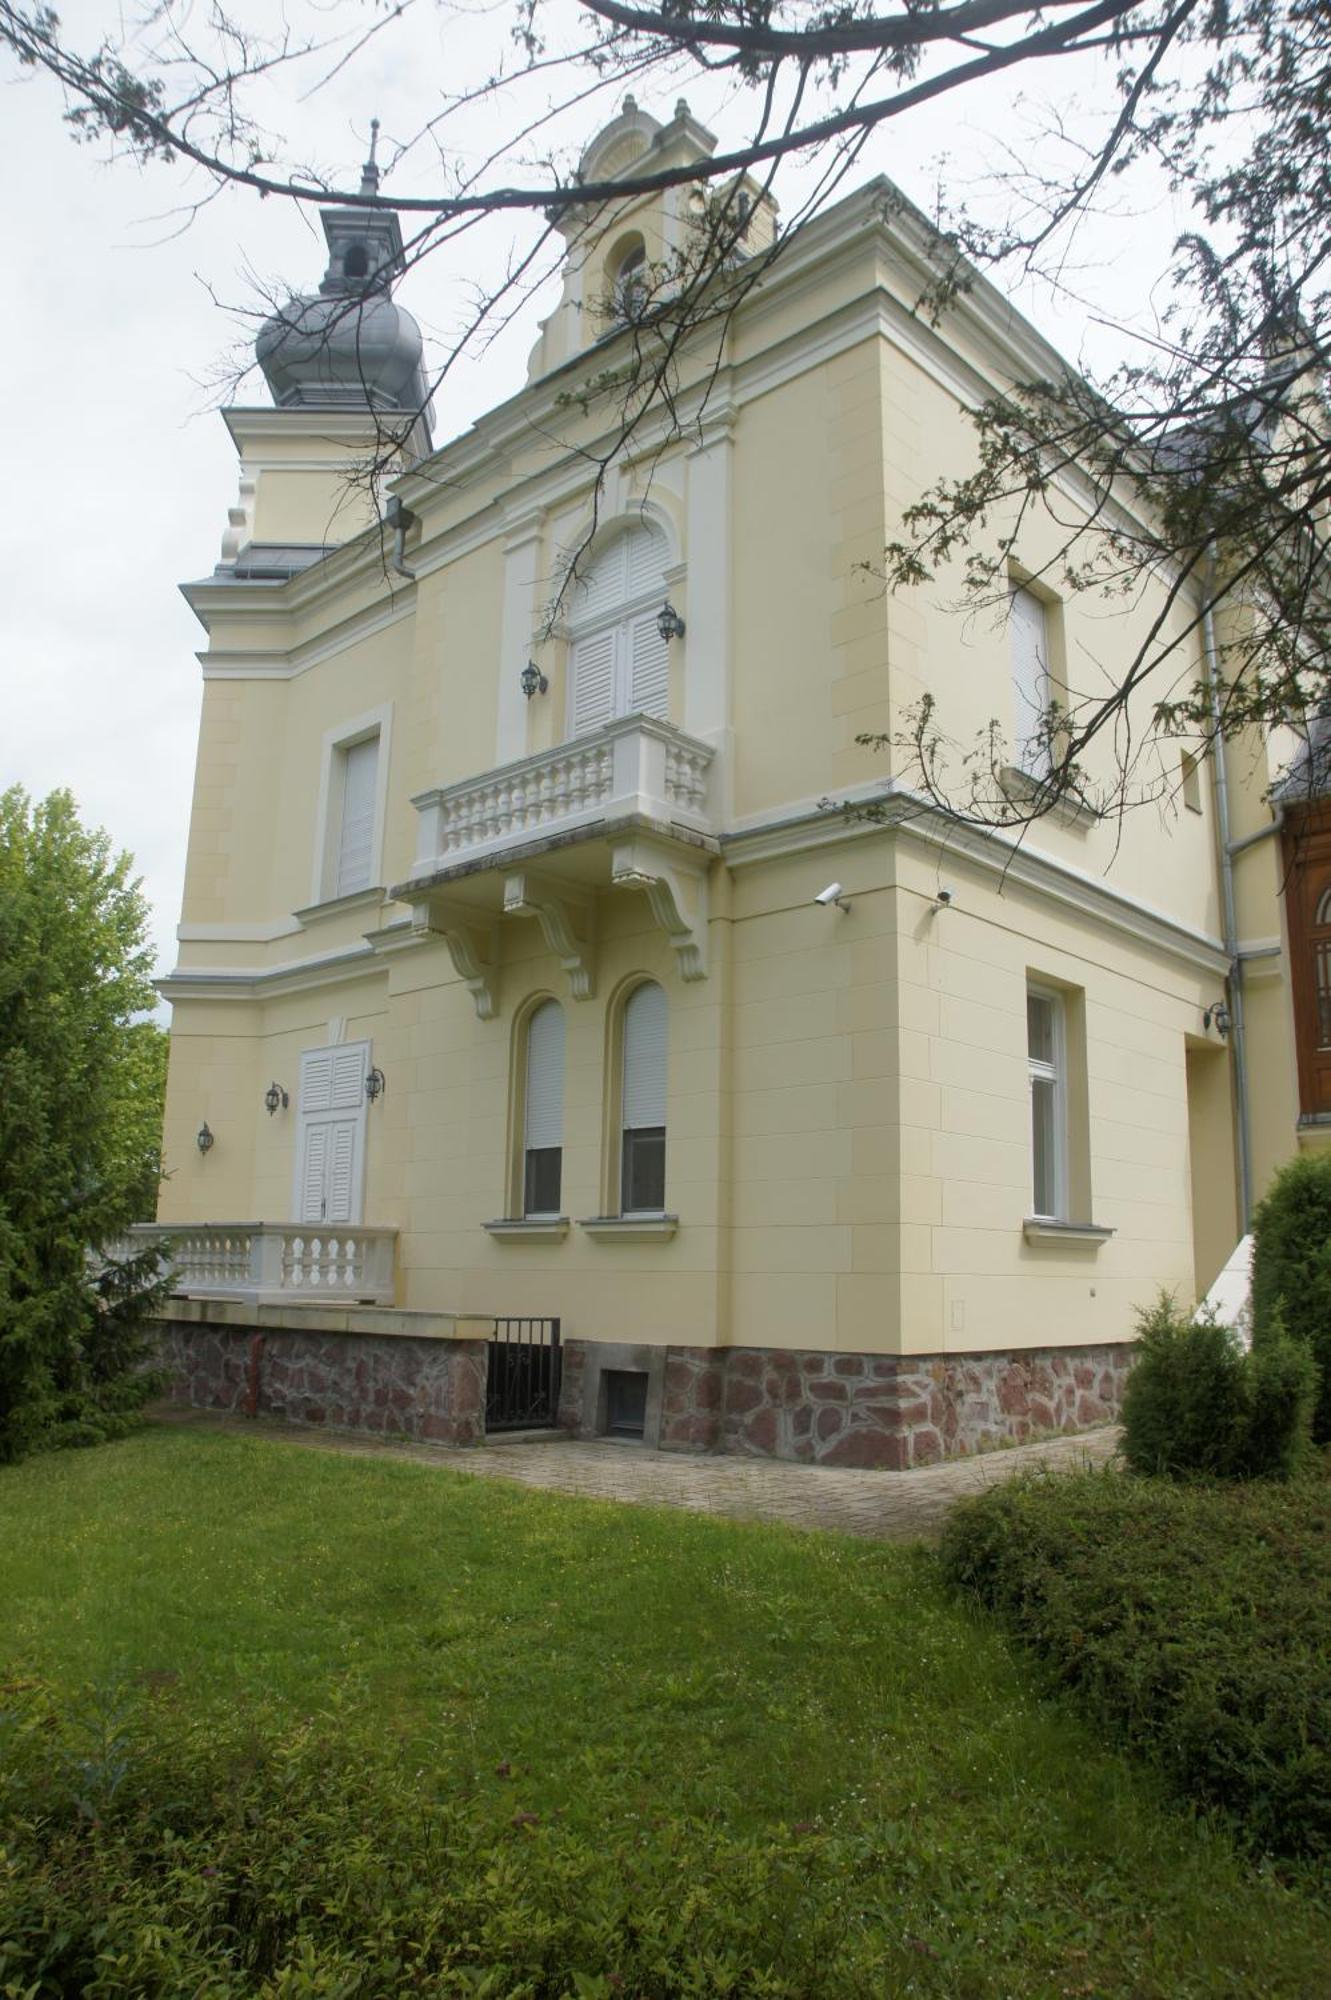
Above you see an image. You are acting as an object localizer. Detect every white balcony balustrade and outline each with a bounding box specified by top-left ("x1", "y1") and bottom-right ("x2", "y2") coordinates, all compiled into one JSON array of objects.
[
  {"x1": 125, "y1": 1222, "x2": 397, "y2": 1306},
  {"x1": 410, "y1": 716, "x2": 715, "y2": 879}
]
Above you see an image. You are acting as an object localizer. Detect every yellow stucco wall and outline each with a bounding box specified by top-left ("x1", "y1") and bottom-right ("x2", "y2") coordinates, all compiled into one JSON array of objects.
[{"x1": 160, "y1": 162, "x2": 1289, "y2": 1357}]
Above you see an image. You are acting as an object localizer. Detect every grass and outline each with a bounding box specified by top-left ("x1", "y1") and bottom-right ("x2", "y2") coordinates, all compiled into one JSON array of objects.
[{"x1": 2, "y1": 1422, "x2": 1330, "y2": 1996}]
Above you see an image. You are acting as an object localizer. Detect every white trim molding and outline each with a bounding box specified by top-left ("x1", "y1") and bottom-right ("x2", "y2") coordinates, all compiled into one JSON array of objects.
[
  {"x1": 578, "y1": 1214, "x2": 679, "y2": 1242},
  {"x1": 1022, "y1": 1220, "x2": 1115, "y2": 1247}
]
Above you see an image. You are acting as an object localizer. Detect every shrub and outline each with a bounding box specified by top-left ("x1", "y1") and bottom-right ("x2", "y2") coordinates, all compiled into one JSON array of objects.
[
  {"x1": 939, "y1": 1466, "x2": 1331, "y2": 1856},
  {"x1": 1252, "y1": 1150, "x2": 1331, "y2": 1441},
  {"x1": 1241, "y1": 1329, "x2": 1319, "y2": 1480},
  {"x1": 1120, "y1": 1291, "x2": 1314, "y2": 1480}
]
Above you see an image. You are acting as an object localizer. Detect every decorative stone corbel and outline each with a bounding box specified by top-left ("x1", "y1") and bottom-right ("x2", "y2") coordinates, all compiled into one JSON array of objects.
[
  {"x1": 610, "y1": 838, "x2": 709, "y2": 981},
  {"x1": 411, "y1": 902, "x2": 498, "y2": 1019},
  {"x1": 220, "y1": 471, "x2": 256, "y2": 563},
  {"x1": 502, "y1": 872, "x2": 596, "y2": 999}
]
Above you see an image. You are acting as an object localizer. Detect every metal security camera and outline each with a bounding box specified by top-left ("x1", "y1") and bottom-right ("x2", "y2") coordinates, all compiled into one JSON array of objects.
[
  {"x1": 815, "y1": 882, "x2": 849, "y2": 912},
  {"x1": 936, "y1": 887, "x2": 954, "y2": 905}
]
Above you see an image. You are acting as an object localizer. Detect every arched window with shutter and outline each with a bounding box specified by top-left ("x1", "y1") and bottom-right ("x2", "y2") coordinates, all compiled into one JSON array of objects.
[
  {"x1": 620, "y1": 981, "x2": 667, "y2": 1213},
  {"x1": 568, "y1": 521, "x2": 672, "y2": 736},
  {"x1": 523, "y1": 999, "x2": 566, "y2": 1217}
]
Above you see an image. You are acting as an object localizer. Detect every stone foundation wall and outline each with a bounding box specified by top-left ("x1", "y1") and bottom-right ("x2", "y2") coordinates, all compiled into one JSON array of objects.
[
  {"x1": 157, "y1": 1318, "x2": 488, "y2": 1446},
  {"x1": 563, "y1": 1340, "x2": 1133, "y2": 1468}
]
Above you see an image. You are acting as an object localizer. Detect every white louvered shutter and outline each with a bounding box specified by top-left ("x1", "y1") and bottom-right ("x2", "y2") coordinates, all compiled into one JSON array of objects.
[
  {"x1": 335, "y1": 735, "x2": 379, "y2": 896},
  {"x1": 330, "y1": 1044, "x2": 367, "y2": 1108},
  {"x1": 300, "y1": 1048, "x2": 336, "y2": 1114},
  {"x1": 296, "y1": 1044, "x2": 368, "y2": 1223},
  {"x1": 1010, "y1": 587, "x2": 1051, "y2": 776},
  {"x1": 622, "y1": 982, "x2": 667, "y2": 1129},
  {"x1": 325, "y1": 1121, "x2": 358, "y2": 1223},
  {"x1": 525, "y1": 1001, "x2": 566, "y2": 1151},
  {"x1": 571, "y1": 626, "x2": 618, "y2": 734},
  {"x1": 626, "y1": 609, "x2": 670, "y2": 719},
  {"x1": 626, "y1": 521, "x2": 667, "y2": 597},
  {"x1": 299, "y1": 1122, "x2": 330, "y2": 1222}
]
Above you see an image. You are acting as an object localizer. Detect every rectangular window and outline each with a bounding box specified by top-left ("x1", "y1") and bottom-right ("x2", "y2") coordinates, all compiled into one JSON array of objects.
[
  {"x1": 621, "y1": 1126, "x2": 666, "y2": 1213},
  {"x1": 335, "y1": 735, "x2": 379, "y2": 898},
  {"x1": 1027, "y1": 987, "x2": 1065, "y2": 1219},
  {"x1": 1010, "y1": 583, "x2": 1054, "y2": 777},
  {"x1": 524, "y1": 1147, "x2": 562, "y2": 1217}
]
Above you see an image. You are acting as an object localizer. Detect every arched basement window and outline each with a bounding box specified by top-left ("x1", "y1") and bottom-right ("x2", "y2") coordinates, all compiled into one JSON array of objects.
[
  {"x1": 523, "y1": 999, "x2": 566, "y2": 1217},
  {"x1": 621, "y1": 981, "x2": 667, "y2": 1214},
  {"x1": 568, "y1": 521, "x2": 670, "y2": 735}
]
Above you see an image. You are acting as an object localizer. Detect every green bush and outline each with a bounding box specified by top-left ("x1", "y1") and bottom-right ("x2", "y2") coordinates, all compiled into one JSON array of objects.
[
  {"x1": 1252, "y1": 1150, "x2": 1331, "y2": 1441},
  {"x1": 1120, "y1": 1292, "x2": 1314, "y2": 1480},
  {"x1": 939, "y1": 1466, "x2": 1331, "y2": 1856}
]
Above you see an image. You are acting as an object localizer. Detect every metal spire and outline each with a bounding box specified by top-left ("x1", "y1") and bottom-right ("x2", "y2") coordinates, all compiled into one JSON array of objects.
[{"x1": 360, "y1": 117, "x2": 381, "y2": 197}]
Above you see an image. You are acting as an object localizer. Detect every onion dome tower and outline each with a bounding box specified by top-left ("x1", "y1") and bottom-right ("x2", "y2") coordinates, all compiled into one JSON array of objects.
[{"x1": 255, "y1": 123, "x2": 433, "y2": 451}]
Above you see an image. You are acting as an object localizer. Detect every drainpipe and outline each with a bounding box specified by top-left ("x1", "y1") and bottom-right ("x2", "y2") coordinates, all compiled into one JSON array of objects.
[
  {"x1": 385, "y1": 495, "x2": 417, "y2": 581},
  {"x1": 1201, "y1": 552, "x2": 1254, "y2": 1228}
]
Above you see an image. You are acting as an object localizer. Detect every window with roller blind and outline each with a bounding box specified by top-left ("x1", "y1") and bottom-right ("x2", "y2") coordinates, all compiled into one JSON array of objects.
[
  {"x1": 522, "y1": 999, "x2": 566, "y2": 1216},
  {"x1": 567, "y1": 522, "x2": 672, "y2": 736},
  {"x1": 620, "y1": 981, "x2": 667, "y2": 1213}
]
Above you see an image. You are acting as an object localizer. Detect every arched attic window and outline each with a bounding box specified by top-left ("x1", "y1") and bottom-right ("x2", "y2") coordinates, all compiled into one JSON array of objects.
[
  {"x1": 568, "y1": 520, "x2": 671, "y2": 735},
  {"x1": 610, "y1": 238, "x2": 648, "y2": 320}
]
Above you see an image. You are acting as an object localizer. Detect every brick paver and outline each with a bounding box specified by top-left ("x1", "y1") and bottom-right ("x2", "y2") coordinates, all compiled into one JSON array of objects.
[{"x1": 157, "y1": 1409, "x2": 1120, "y2": 1540}]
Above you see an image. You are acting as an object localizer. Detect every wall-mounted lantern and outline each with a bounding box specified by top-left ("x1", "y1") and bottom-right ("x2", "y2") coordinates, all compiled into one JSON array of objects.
[
  {"x1": 1203, "y1": 999, "x2": 1232, "y2": 1038},
  {"x1": 656, "y1": 600, "x2": 686, "y2": 643},
  {"x1": 264, "y1": 1081, "x2": 289, "y2": 1116},
  {"x1": 520, "y1": 659, "x2": 549, "y2": 699},
  {"x1": 197, "y1": 1122, "x2": 215, "y2": 1155},
  {"x1": 365, "y1": 1066, "x2": 387, "y2": 1103}
]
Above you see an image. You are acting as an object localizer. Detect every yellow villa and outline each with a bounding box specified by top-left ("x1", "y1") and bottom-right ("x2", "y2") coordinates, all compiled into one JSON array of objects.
[{"x1": 145, "y1": 97, "x2": 1318, "y2": 1465}]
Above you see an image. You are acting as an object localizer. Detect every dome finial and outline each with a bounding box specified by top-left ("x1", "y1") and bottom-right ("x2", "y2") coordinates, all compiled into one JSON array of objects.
[{"x1": 360, "y1": 116, "x2": 381, "y2": 198}]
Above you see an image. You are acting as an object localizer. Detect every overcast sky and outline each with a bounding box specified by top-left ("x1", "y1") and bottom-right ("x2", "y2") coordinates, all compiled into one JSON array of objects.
[{"x1": 2, "y1": 3, "x2": 1185, "y2": 994}]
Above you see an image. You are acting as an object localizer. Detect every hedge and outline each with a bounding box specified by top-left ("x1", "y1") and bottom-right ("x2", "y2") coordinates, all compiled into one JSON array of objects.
[{"x1": 939, "y1": 1466, "x2": 1331, "y2": 1857}]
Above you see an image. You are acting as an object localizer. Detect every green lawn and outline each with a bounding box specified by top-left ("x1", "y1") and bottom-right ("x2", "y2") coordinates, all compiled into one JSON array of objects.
[{"x1": 2, "y1": 1423, "x2": 1329, "y2": 1997}]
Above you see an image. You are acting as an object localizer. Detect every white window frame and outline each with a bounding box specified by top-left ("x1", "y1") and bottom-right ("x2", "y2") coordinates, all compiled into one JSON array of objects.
[
  {"x1": 565, "y1": 525, "x2": 672, "y2": 737},
  {"x1": 310, "y1": 703, "x2": 393, "y2": 908},
  {"x1": 1027, "y1": 985, "x2": 1067, "y2": 1221}
]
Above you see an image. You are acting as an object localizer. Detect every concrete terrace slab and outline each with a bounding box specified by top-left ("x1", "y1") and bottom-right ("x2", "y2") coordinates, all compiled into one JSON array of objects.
[{"x1": 152, "y1": 1409, "x2": 1121, "y2": 1541}]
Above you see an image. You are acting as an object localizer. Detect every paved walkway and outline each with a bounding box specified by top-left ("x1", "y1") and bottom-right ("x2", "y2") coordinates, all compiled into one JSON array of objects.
[{"x1": 158, "y1": 1409, "x2": 1120, "y2": 1541}]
